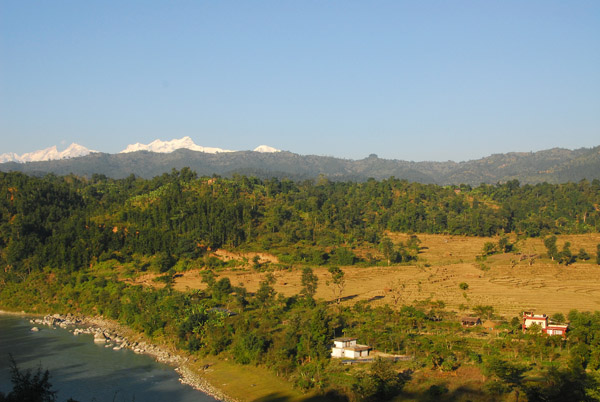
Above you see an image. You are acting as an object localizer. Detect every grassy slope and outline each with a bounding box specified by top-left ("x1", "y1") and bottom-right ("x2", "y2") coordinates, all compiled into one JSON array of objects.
[
  {"x1": 188, "y1": 358, "x2": 319, "y2": 402},
  {"x1": 159, "y1": 233, "x2": 600, "y2": 318}
]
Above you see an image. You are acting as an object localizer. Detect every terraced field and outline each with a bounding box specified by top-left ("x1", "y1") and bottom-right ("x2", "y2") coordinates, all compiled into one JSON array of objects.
[{"x1": 161, "y1": 233, "x2": 600, "y2": 319}]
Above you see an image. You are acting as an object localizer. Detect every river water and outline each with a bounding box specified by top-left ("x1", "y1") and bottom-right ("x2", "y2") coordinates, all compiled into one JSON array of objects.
[{"x1": 0, "y1": 315, "x2": 216, "y2": 402}]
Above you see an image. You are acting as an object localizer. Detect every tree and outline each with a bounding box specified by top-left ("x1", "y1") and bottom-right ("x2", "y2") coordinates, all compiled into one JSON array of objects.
[
  {"x1": 551, "y1": 312, "x2": 566, "y2": 323},
  {"x1": 155, "y1": 252, "x2": 176, "y2": 273},
  {"x1": 231, "y1": 330, "x2": 268, "y2": 365},
  {"x1": 498, "y1": 235, "x2": 513, "y2": 253},
  {"x1": 482, "y1": 241, "x2": 498, "y2": 256},
  {"x1": 200, "y1": 269, "x2": 216, "y2": 289},
  {"x1": 297, "y1": 306, "x2": 332, "y2": 362},
  {"x1": 300, "y1": 267, "x2": 318, "y2": 301},
  {"x1": 558, "y1": 242, "x2": 575, "y2": 265},
  {"x1": 212, "y1": 277, "x2": 233, "y2": 302},
  {"x1": 473, "y1": 305, "x2": 494, "y2": 320},
  {"x1": 380, "y1": 237, "x2": 395, "y2": 265},
  {"x1": 252, "y1": 255, "x2": 261, "y2": 270},
  {"x1": 387, "y1": 279, "x2": 405, "y2": 307},
  {"x1": 0, "y1": 355, "x2": 68, "y2": 402},
  {"x1": 459, "y1": 282, "x2": 469, "y2": 291},
  {"x1": 332, "y1": 247, "x2": 356, "y2": 265},
  {"x1": 524, "y1": 365, "x2": 598, "y2": 402},
  {"x1": 544, "y1": 236, "x2": 558, "y2": 261},
  {"x1": 352, "y1": 358, "x2": 406, "y2": 401},
  {"x1": 326, "y1": 266, "x2": 346, "y2": 308},
  {"x1": 254, "y1": 273, "x2": 277, "y2": 308},
  {"x1": 483, "y1": 357, "x2": 529, "y2": 401},
  {"x1": 406, "y1": 234, "x2": 421, "y2": 253}
]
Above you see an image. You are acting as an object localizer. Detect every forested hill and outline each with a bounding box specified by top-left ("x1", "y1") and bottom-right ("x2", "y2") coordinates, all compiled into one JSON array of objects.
[
  {"x1": 3, "y1": 172, "x2": 600, "y2": 401},
  {"x1": 1, "y1": 146, "x2": 599, "y2": 185},
  {"x1": 1, "y1": 170, "x2": 599, "y2": 275}
]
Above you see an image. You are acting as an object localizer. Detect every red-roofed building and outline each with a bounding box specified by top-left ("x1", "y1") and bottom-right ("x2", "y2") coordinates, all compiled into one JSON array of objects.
[{"x1": 522, "y1": 312, "x2": 568, "y2": 338}]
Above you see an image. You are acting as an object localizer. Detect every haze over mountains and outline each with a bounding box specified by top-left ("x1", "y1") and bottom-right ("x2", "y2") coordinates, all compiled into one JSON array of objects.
[{"x1": 1, "y1": 137, "x2": 599, "y2": 185}]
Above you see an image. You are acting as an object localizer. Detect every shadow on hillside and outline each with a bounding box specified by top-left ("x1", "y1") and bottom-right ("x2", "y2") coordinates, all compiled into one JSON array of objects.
[
  {"x1": 252, "y1": 390, "x2": 346, "y2": 402},
  {"x1": 339, "y1": 294, "x2": 358, "y2": 302},
  {"x1": 252, "y1": 383, "x2": 488, "y2": 402},
  {"x1": 399, "y1": 384, "x2": 488, "y2": 401},
  {"x1": 325, "y1": 294, "x2": 359, "y2": 305}
]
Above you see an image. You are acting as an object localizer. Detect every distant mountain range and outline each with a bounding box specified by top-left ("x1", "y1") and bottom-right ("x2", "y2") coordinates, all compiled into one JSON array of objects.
[
  {"x1": 0, "y1": 143, "x2": 97, "y2": 163},
  {"x1": 0, "y1": 137, "x2": 280, "y2": 163},
  {"x1": 1, "y1": 138, "x2": 599, "y2": 185}
]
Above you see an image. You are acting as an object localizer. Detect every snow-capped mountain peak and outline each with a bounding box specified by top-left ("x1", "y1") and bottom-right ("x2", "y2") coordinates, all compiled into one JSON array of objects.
[
  {"x1": 0, "y1": 138, "x2": 282, "y2": 164},
  {"x1": 60, "y1": 143, "x2": 94, "y2": 158},
  {"x1": 0, "y1": 143, "x2": 96, "y2": 163},
  {"x1": 254, "y1": 145, "x2": 281, "y2": 153},
  {"x1": 0, "y1": 152, "x2": 20, "y2": 164},
  {"x1": 119, "y1": 136, "x2": 234, "y2": 154}
]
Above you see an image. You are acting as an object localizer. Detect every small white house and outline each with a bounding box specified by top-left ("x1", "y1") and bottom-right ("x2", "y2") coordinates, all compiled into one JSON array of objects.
[
  {"x1": 522, "y1": 312, "x2": 568, "y2": 338},
  {"x1": 331, "y1": 337, "x2": 372, "y2": 359}
]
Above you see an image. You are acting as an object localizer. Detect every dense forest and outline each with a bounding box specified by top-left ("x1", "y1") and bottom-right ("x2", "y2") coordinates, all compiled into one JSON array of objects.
[
  {"x1": 2, "y1": 170, "x2": 600, "y2": 401},
  {"x1": 1, "y1": 170, "x2": 600, "y2": 276}
]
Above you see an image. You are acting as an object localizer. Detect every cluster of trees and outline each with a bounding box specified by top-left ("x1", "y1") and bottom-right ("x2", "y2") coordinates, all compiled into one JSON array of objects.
[
  {"x1": 2, "y1": 171, "x2": 600, "y2": 281},
  {"x1": 543, "y1": 236, "x2": 598, "y2": 266},
  {"x1": 481, "y1": 235, "x2": 515, "y2": 256}
]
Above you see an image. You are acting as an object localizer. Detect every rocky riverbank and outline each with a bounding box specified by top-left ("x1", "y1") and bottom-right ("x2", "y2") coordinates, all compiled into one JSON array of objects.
[{"x1": 28, "y1": 313, "x2": 237, "y2": 402}]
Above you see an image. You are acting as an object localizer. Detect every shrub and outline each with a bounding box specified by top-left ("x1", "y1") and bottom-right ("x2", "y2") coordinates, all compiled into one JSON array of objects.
[
  {"x1": 352, "y1": 358, "x2": 405, "y2": 401},
  {"x1": 482, "y1": 242, "x2": 498, "y2": 256},
  {"x1": 232, "y1": 330, "x2": 269, "y2": 365},
  {"x1": 577, "y1": 248, "x2": 591, "y2": 261}
]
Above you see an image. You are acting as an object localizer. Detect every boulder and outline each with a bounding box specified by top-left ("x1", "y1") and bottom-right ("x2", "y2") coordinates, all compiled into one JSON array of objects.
[{"x1": 93, "y1": 332, "x2": 107, "y2": 343}]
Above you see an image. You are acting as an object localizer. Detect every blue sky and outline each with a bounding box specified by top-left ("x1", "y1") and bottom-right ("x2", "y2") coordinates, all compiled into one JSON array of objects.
[{"x1": 1, "y1": 1, "x2": 599, "y2": 162}]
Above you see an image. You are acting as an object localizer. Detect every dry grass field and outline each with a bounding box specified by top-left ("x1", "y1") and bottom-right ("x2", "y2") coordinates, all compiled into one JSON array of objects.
[{"x1": 135, "y1": 233, "x2": 600, "y2": 319}]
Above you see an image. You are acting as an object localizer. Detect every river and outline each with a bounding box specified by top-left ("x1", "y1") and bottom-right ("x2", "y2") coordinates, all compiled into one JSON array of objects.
[{"x1": 0, "y1": 314, "x2": 217, "y2": 402}]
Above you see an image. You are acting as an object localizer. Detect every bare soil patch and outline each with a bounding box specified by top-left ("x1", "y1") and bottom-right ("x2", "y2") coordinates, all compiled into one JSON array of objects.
[{"x1": 212, "y1": 249, "x2": 279, "y2": 264}]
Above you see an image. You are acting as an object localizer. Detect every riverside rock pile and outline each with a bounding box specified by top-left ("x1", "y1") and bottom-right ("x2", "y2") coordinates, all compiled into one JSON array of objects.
[
  {"x1": 30, "y1": 314, "x2": 180, "y2": 365},
  {"x1": 176, "y1": 365, "x2": 234, "y2": 402},
  {"x1": 29, "y1": 313, "x2": 235, "y2": 401}
]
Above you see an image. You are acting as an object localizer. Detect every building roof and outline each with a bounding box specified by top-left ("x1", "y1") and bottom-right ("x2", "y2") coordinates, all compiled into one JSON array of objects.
[
  {"x1": 345, "y1": 345, "x2": 372, "y2": 352},
  {"x1": 461, "y1": 316, "x2": 481, "y2": 323},
  {"x1": 482, "y1": 320, "x2": 500, "y2": 329},
  {"x1": 333, "y1": 337, "x2": 358, "y2": 342},
  {"x1": 523, "y1": 312, "x2": 547, "y2": 318}
]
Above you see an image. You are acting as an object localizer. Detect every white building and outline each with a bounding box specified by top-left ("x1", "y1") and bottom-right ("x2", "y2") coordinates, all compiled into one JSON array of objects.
[
  {"x1": 331, "y1": 337, "x2": 372, "y2": 359},
  {"x1": 522, "y1": 312, "x2": 568, "y2": 338},
  {"x1": 523, "y1": 312, "x2": 548, "y2": 330}
]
